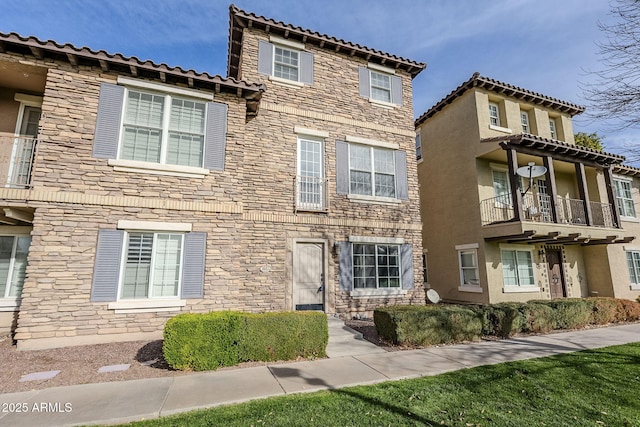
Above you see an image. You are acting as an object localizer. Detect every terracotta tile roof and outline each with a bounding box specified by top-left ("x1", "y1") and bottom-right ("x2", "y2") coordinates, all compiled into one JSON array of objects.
[
  {"x1": 613, "y1": 164, "x2": 640, "y2": 177},
  {"x1": 227, "y1": 4, "x2": 426, "y2": 79},
  {"x1": 481, "y1": 133, "x2": 624, "y2": 166},
  {"x1": 416, "y1": 72, "x2": 586, "y2": 126},
  {"x1": 0, "y1": 31, "x2": 265, "y2": 96}
]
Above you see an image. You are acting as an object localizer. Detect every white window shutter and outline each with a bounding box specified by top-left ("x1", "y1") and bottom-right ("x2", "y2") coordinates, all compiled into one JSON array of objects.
[{"x1": 93, "y1": 83, "x2": 125, "y2": 159}]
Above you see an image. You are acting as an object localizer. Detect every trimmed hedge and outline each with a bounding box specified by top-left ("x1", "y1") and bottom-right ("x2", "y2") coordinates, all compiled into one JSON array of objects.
[
  {"x1": 163, "y1": 311, "x2": 327, "y2": 371},
  {"x1": 374, "y1": 305, "x2": 482, "y2": 346},
  {"x1": 374, "y1": 297, "x2": 640, "y2": 347}
]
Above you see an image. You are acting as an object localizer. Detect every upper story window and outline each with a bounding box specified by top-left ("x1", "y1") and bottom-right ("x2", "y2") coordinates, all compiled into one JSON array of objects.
[
  {"x1": 258, "y1": 38, "x2": 313, "y2": 86},
  {"x1": 295, "y1": 127, "x2": 328, "y2": 211},
  {"x1": 92, "y1": 78, "x2": 228, "y2": 177},
  {"x1": 359, "y1": 64, "x2": 403, "y2": 107},
  {"x1": 489, "y1": 102, "x2": 500, "y2": 126},
  {"x1": 613, "y1": 178, "x2": 636, "y2": 218},
  {"x1": 520, "y1": 111, "x2": 530, "y2": 133},
  {"x1": 336, "y1": 136, "x2": 409, "y2": 203},
  {"x1": 415, "y1": 132, "x2": 422, "y2": 161},
  {"x1": 549, "y1": 118, "x2": 558, "y2": 139}
]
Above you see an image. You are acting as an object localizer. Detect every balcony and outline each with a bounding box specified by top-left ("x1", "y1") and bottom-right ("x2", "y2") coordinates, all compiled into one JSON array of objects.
[
  {"x1": 481, "y1": 193, "x2": 615, "y2": 228},
  {"x1": 0, "y1": 135, "x2": 37, "y2": 188},
  {"x1": 295, "y1": 175, "x2": 328, "y2": 212}
]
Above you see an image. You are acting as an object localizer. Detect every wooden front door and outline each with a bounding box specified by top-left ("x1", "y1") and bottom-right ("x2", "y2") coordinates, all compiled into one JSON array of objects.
[
  {"x1": 293, "y1": 242, "x2": 325, "y2": 311},
  {"x1": 546, "y1": 249, "x2": 566, "y2": 299}
]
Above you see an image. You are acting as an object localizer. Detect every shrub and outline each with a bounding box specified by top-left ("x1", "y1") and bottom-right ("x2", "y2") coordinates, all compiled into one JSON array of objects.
[
  {"x1": 586, "y1": 297, "x2": 618, "y2": 325},
  {"x1": 238, "y1": 312, "x2": 327, "y2": 362},
  {"x1": 163, "y1": 311, "x2": 328, "y2": 371},
  {"x1": 521, "y1": 303, "x2": 554, "y2": 334},
  {"x1": 615, "y1": 299, "x2": 640, "y2": 322},
  {"x1": 163, "y1": 311, "x2": 242, "y2": 371},
  {"x1": 529, "y1": 299, "x2": 592, "y2": 330},
  {"x1": 374, "y1": 305, "x2": 482, "y2": 346}
]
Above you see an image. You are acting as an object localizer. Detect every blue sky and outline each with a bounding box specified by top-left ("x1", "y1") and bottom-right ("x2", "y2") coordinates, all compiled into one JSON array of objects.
[{"x1": 2, "y1": 0, "x2": 637, "y2": 162}]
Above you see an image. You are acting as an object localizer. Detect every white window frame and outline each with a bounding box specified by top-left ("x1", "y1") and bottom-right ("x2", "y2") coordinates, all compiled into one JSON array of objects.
[
  {"x1": 422, "y1": 249, "x2": 428, "y2": 284},
  {"x1": 369, "y1": 70, "x2": 392, "y2": 104},
  {"x1": 296, "y1": 134, "x2": 325, "y2": 211},
  {"x1": 489, "y1": 102, "x2": 501, "y2": 126},
  {"x1": 456, "y1": 243, "x2": 481, "y2": 292},
  {"x1": 491, "y1": 164, "x2": 512, "y2": 208},
  {"x1": 415, "y1": 132, "x2": 422, "y2": 162},
  {"x1": 626, "y1": 250, "x2": 640, "y2": 290},
  {"x1": 500, "y1": 244, "x2": 539, "y2": 292},
  {"x1": 549, "y1": 118, "x2": 557, "y2": 139},
  {"x1": 0, "y1": 234, "x2": 31, "y2": 311},
  {"x1": 116, "y1": 230, "x2": 185, "y2": 302},
  {"x1": 347, "y1": 143, "x2": 397, "y2": 200},
  {"x1": 520, "y1": 110, "x2": 530, "y2": 133},
  {"x1": 613, "y1": 177, "x2": 636, "y2": 219},
  {"x1": 273, "y1": 44, "x2": 300, "y2": 83},
  {"x1": 351, "y1": 243, "x2": 402, "y2": 290}
]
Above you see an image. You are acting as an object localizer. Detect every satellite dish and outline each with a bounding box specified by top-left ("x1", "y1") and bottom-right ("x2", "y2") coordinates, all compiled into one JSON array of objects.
[
  {"x1": 426, "y1": 289, "x2": 440, "y2": 304},
  {"x1": 516, "y1": 162, "x2": 547, "y2": 179},
  {"x1": 516, "y1": 162, "x2": 548, "y2": 196}
]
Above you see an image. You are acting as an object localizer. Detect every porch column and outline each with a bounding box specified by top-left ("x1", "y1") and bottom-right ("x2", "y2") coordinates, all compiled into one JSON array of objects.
[
  {"x1": 603, "y1": 166, "x2": 622, "y2": 228},
  {"x1": 575, "y1": 162, "x2": 593, "y2": 226},
  {"x1": 543, "y1": 156, "x2": 559, "y2": 223},
  {"x1": 507, "y1": 148, "x2": 523, "y2": 221}
]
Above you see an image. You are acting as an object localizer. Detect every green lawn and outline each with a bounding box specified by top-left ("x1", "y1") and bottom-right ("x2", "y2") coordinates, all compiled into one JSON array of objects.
[{"x1": 124, "y1": 343, "x2": 640, "y2": 427}]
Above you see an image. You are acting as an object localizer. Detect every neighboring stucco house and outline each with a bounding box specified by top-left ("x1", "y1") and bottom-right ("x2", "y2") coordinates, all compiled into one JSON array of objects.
[
  {"x1": 415, "y1": 72, "x2": 640, "y2": 304},
  {"x1": 0, "y1": 5, "x2": 426, "y2": 349}
]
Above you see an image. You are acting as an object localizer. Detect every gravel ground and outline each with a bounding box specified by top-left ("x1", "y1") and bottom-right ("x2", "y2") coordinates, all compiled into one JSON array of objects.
[{"x1": 1, "y1": 320, "x2": 385, "y2": 394}]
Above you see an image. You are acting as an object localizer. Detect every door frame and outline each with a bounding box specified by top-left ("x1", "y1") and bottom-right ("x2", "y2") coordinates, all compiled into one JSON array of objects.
[
  {"x1": 545, "y1": 247, "x2": 567, "y2": 298},
  {"x1": 291, "y1": 238, "x2": 328, "y2": 312}
]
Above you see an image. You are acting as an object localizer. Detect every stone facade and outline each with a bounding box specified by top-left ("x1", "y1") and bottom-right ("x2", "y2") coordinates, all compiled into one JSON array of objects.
[{"x1": 0, "y1": 7, "x2": 426, "y2": 348}]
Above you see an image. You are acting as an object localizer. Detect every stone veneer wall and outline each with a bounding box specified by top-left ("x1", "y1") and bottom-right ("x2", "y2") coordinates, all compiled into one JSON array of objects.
[{"x1": 5, "y1": 24, "x2": 426, "y2": 349}]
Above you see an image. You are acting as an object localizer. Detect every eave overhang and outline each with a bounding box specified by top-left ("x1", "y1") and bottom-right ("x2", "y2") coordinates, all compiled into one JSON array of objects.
[
  {"x1": 227, "y1": 4, "x2": 426, "y2": 80},
  {"x1": 0, "y1": 31, "x2": 266, "y2": 120},
  {"x1": 486, "y1": 230, "x2": 634, "y2": 246},
  {"x1": 416, "y1": 72, "x2": 585, "y2": 127},
  {"x1": 481, "y1": 134, "x2": 625, "y2": 168}
]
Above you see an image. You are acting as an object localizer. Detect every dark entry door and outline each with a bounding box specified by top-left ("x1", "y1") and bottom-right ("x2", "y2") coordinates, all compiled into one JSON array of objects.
[{"x1": 546, "y1": 249, "x2": 566, "y2": 299}]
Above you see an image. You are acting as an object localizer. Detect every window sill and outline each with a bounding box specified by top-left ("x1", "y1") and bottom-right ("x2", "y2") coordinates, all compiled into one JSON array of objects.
[
  {"x1": 489, "y1": 124, "x2": 513, "y2": 134},
  {"x1": 621, "y1": 216, "x2": 639, "y2": 223},
  {"x1": 347, "y1": 194, "x2": 401, "y2": 205},
  {"x1": 458, "y1": 285, "x2": 483, "y2": 293},
  {"x1": 630, "y1": 284, "x2": 640, "y2": 291},
  {"x1": 0, "y1": 298, "x2": 19, "y2": 312},
  {"x1": 502, "y1": 286, "x2": 540, "y2": 293},
  {"x1": 269, "y1": 76, "x2": 305, "y2": 88},
  {"x1": 351, "y1": 288, "x2": 407, "y2": 298},
  {"x1": 368, "y1": 98, "x2": 396, "y2": 109},
  {"x1": 108, "y1": 299, "x2": 186, "y2": 314},
  {"x1": 108, "y1": 159, "x2": 209, "y2": 178}
]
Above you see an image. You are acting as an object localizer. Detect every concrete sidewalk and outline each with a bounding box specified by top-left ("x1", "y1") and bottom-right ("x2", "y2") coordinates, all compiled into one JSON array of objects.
[{"x1": 0, "y1": 322, "x2": 638, "y2": 427}]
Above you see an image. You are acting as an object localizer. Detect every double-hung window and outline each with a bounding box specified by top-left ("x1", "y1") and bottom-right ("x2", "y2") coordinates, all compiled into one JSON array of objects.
[
  {"x1": 358, "y1": 64, "x2": 403, "y2": 106},
  {"x1": 353, "y1": 243, "x2": 401, "y2": 289},
  {"x1": 257, "y1": 38, "x2": 313, "y2": 85},
  {"x1": 0, "y1": 235, "x2": 31, "y2": 300},
  {"x1": 296, "y1": 131, "x2": 326, "y2": 211},
  {"x1": 520, "y1": 111, "x2": 530, "y2": 133},
  {"x1": 489, "y1": 102, "x2": 500, "y2": 126},
  {"x1": 121, "y1": 90, "x2": 206, "y2": 168},
  {"x1": 549, "y1": 118, "x2": 558, "y2": 139},
  {"x1": 349, "y1": 144, "x2": 396, "y2": 198},
  {"x1": 92, "y1": 78, "x2": 228, "y2": 176},
  {"x1": 121, "y1": 232, "x2": 183, "y2": 299},
  {"x1": 613, "y1": 178, "x2": 636, "y2": 218},
  {"x1": 457, "y1": 246, "x2": 479, "y2": 286},
  {"x1": 501, "y1": 248, "x2": 535, "y2": 287},
  {"x1": 626, "y1": 251, "x2": 640, "y2": 287},
  {"x1": 415, "y1": 132, "x2": 422, "y2": 161}
]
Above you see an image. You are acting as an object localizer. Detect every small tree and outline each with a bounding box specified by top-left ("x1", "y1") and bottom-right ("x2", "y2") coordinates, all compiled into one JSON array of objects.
[{"x1": 574, "y1": 132, "x2": 604, "y2": 151}]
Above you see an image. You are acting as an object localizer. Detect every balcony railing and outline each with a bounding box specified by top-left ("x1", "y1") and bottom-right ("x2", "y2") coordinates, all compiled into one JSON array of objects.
[
  {"x1": 480, "y1": 193, "x2": 615, "y2": 228},
  {"x1": 295, "y1": 175, "x2": 328, "y2": 211},
  {"x1": 0, "y1": 136, "x2": 37, "y2": 188}
]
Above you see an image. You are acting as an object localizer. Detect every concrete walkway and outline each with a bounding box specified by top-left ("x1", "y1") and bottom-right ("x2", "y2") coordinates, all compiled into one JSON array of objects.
[{"x1": 0, "y1": 322, "x2": 638, "y2": 427}]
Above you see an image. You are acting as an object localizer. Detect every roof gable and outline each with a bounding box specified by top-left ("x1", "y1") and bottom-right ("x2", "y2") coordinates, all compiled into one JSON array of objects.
[{"x1": 227, "y1": 4, "x2": 426, "y2": 80}]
